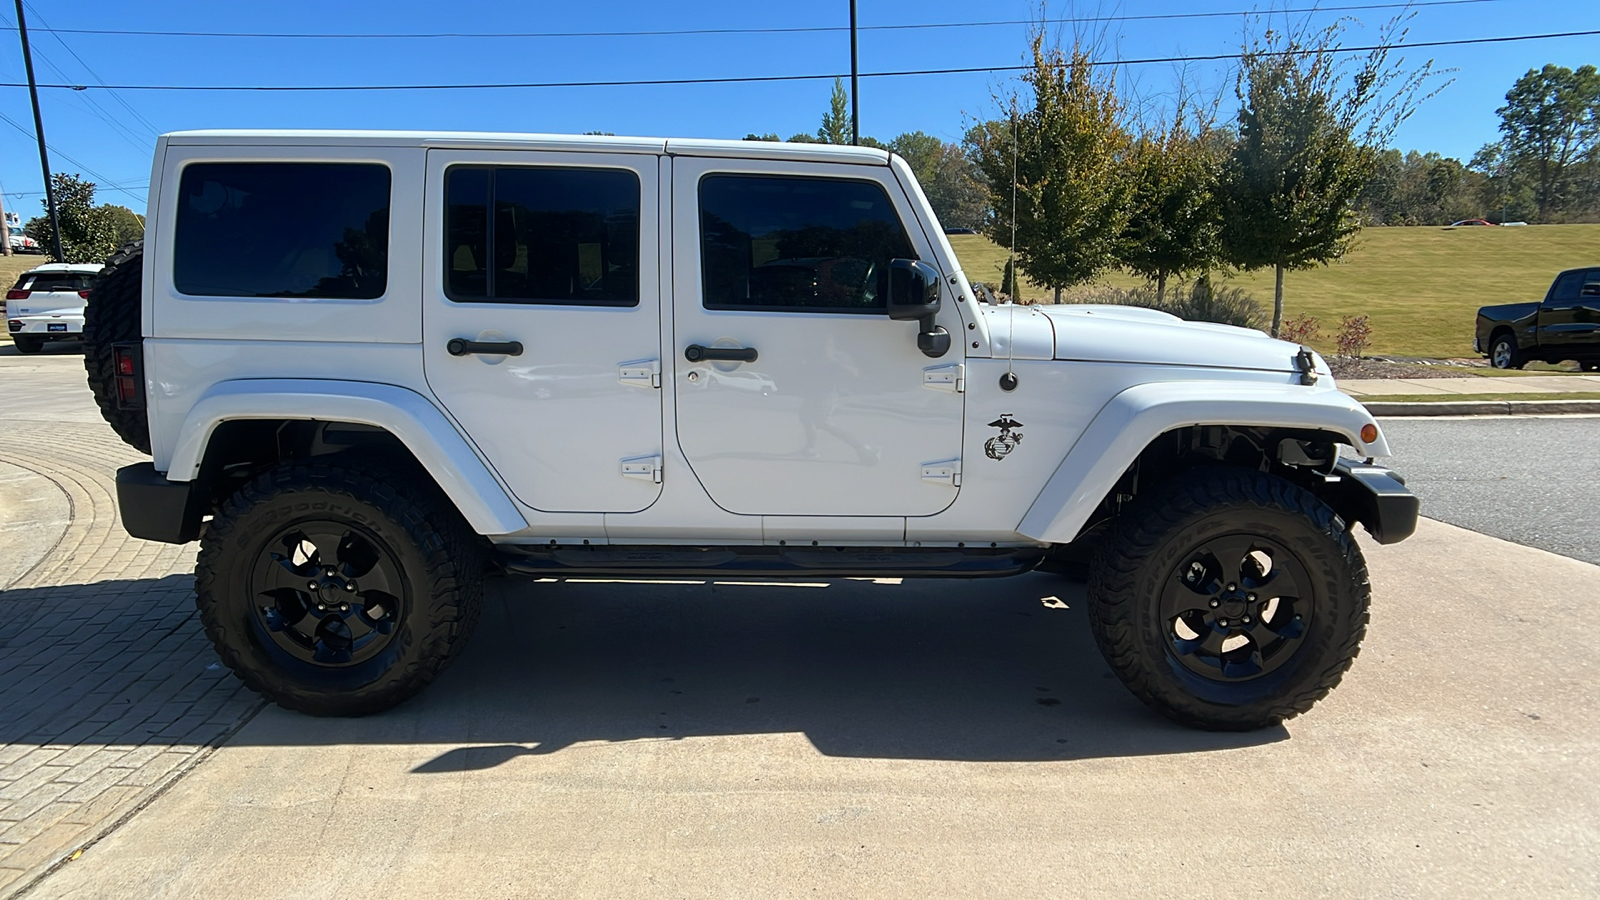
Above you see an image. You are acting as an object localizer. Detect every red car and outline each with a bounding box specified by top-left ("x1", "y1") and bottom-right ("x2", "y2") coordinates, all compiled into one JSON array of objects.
[{"x1": 1450, "y1": 219, "x2": 1495, "y2": 227}]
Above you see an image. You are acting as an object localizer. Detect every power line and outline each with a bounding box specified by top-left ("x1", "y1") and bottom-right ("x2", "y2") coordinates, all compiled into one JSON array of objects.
[
  {"x1": 0, "y1": 0, "x2": 1511, "y2": 41},
  {"x1": 22, "y1": 1, "x2": 159, "y2": 135},
  {"x1": 0, "y1": 109, "x2": 149, "y2": 204},
  {"x1": 0, "y1": 7, "x2": 153, "y2": 151},
  {"x1": 0, "y1": 28, "x2": 1592, "y2": 93}
]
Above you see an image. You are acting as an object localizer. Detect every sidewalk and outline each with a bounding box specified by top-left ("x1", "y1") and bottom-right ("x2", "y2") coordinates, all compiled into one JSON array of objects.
[{"x1": 1338, "y1": 374, "x2": 1600, "y2": 396}]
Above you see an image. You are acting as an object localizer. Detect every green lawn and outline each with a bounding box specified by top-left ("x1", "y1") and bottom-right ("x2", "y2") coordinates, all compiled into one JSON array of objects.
[
  {"x1": 0, "y1": 253, "x2": 40, "y2": 289},
  {"x1": 948, "y1": 224, "x2": 1600, "y2": 360}
]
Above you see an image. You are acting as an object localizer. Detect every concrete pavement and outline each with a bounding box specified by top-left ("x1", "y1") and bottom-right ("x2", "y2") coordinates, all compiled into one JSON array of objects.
[
  {"x1": 2, "y1": 346, "x2": 1597, "y2": 898},
  {"x1": 19, "y1": 518, "x2": 1600, "y2": 899}
]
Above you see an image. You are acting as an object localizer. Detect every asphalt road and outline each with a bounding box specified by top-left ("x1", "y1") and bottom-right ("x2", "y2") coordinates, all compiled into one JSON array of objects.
[{"x1": 1379, "y1": 415, "x2": 1600, "y2": 566}]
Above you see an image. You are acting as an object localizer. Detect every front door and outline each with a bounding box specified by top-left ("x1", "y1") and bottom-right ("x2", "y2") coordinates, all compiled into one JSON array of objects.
[
  {"x1": 422, "y1": 149, "x2": 664, "y2": 513},
  {"x1": 669, "y1": 157, "x2": 966, "y2": 517}
]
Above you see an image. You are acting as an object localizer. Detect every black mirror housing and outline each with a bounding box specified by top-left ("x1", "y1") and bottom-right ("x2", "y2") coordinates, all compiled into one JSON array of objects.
[
  {"x1": 887, "y1": 259, "x2": 942, "y2": 320},
  {"x1": 887, "y1": 258, "x2": 949, "y2": 358}
]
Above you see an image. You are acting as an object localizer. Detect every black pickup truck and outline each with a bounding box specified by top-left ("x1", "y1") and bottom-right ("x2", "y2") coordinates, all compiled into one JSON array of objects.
[{"x1": 1476, "y1": 267, "x2": 1600, "y2": 370}]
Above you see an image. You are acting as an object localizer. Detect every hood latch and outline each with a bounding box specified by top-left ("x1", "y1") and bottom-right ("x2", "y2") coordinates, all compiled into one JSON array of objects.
[{"x1": 1294, "y1": 347, "x2": 1319, "y2": 386}]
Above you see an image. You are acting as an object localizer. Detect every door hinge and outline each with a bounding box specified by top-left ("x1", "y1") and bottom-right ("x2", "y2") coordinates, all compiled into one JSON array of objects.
[
  {"x1": 619, "y1": 359, "x2": 661, "y2": 389},
  {"x1": 923, "y1": 363, "x2": 965, "y2": 393},
  {"x1": 620, "y1": 455, "x2": 663, "y2": 484},
  {"x1": 920, "y1": 458, "x2": 961, "y2": 487}
]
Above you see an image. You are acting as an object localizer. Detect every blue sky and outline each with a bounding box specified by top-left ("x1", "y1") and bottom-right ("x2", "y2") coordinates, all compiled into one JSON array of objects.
[{"x1": 0, "y1": 0, "x2": 1594, "y2": 215}]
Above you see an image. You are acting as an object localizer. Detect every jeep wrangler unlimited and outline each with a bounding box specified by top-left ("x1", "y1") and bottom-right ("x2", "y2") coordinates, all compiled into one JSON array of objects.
[{"x1": 85, "y1": 131, "x2": 1416, "y2": 731}]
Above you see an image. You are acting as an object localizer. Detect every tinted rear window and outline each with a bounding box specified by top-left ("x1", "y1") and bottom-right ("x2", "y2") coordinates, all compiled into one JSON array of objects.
[
  {"x1": 19, "y1": 273, "x2": 94, "y2": 292},
  {"x1": 174, "y1": 162, "x2": 390, "y2": 299}
]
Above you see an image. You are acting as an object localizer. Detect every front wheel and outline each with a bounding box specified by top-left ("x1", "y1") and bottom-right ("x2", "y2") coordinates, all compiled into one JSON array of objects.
[
  {"x1": 196, "y1": 461, "x2": 486, "y2": 716},
  {"x1": 1489, "y1": 333, "x2": 1524, "y2": 370},
  {"x1": 1087, "y1": 468, "x2": 1369, "y2": 731}
]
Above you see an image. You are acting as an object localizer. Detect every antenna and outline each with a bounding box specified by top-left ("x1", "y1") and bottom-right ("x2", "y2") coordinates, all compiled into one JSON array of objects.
[{"x1": 1008, "y1": 106, "x2": 1018, "y2": 307}]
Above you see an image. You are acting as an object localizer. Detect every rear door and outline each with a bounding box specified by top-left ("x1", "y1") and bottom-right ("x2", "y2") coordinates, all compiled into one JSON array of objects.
[
  {"x1": 421, "y1": 149, "x2": 665, "y2": 514},
  {"x1": 1538, "y1": 269, "x2": 1599, "y2": 351},
  {"x1": 11, "y1": 270, "x2": 93, "y2": 316}
]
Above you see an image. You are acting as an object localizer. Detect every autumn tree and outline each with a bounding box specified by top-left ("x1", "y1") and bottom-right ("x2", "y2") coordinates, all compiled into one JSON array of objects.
[
  {"x1": 971, "y1": 38, "x2": 1132, "y2": 300},
  {"x1": 1217, "y1": 18, "x2": 1437, "y2": 336}
]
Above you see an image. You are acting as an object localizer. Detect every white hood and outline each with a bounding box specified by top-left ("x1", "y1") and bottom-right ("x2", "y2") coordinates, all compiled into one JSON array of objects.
[{"x1": 981, "y1": 304, "x2": 1324, "y2": 375}]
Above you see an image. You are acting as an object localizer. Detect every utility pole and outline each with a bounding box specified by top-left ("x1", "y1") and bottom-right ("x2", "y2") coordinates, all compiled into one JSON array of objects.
[
  {"x1": 848, "y1": 0, "x2": 859, "y2": 146},
  {"x1": 0, "y1": 192, "x2": 11, "y2": 256},
  {"x1": 14, "y1": 0, "x2": 63, "y2": 261}
]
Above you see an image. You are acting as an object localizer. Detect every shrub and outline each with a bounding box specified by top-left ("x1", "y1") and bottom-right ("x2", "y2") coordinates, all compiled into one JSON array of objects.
[
  {"x1": 1279, "y1": 313, "x2": 1321, "y2": 344},
  {"x1": 1335, "y1": 315, "x2": 1373, "y2": 357},
  {"x1": 1061, "y1": 277, "x2": 1266, "y2": 331},
  {"x1": 1161, "y1": 277, "x2": 1268, "y2": 331}
]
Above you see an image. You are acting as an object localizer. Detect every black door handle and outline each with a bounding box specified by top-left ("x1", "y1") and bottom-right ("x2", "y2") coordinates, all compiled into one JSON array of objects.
[
  {"x1": 448, "y1": 338, "x2": 524, "y2": 357},
  {"x1": 685, "y1": 344, "x2": 758, "y2": 363}
]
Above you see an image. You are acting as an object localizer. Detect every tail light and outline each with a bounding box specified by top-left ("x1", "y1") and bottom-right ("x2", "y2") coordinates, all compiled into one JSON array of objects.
[
  {"x1": 5, "y1": 289, "x2": 27, "y2": 300},
  {"x1": 78, "y1": 290, "x2": 91, "y2": 299},
  {"x1": 112, "y1": 343, "x2": 145, "y2": 410}
]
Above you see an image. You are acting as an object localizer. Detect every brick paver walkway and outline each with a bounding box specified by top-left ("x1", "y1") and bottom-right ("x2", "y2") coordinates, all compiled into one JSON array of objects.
[{"x1": 0, "y1": 411, "x2": 263, "y2": 896}]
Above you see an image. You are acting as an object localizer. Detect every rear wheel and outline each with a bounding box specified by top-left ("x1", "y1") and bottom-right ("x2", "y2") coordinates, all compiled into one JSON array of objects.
[
  {"x1": 82, "y1": 240, "x2": 150, "y2": 452},
  {"x1": 1087, "y1": 468, "x2": 1369, "y2": 731},
  {"x1": 196, "y1": 461, "x2": 486, "y2": 716},
  {"x1": 11, "y1": 335, "x2": 44, "y2": 354},
  {"x1": 1489, "y1": 333, "x2": 1524, "y2": 370}
]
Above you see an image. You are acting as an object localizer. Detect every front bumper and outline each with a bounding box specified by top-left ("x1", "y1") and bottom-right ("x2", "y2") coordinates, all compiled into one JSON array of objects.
[
  {"x1": 1333, "y1": 459, "x2": 1419, "y2": 544},
  {"x1": 115, "y1": 463, "x2": 206, "y2": 544}
]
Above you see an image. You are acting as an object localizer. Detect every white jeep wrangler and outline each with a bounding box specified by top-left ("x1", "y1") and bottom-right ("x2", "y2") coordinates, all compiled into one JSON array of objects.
[{"x1": 85, "y1": 130, "x2": 1416, "y2": 730}]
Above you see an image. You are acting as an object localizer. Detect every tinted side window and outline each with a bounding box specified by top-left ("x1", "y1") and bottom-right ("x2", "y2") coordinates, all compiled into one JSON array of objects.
[
  {"x1": 1582, "y1": 270, "x2": 1600, "y2": 299},
  {"x1": 699, "y1": 174, "x2": 915, "y2": 313},
  {"x1": 174, "y1": 163, "x2": 390, "y2": 299},
  {"x1": 1549, "y1": 271, "x2": 1585, "y2": 304},
  {"x1": 444, "y1": 166, "x2": 640, "y2": 306}
]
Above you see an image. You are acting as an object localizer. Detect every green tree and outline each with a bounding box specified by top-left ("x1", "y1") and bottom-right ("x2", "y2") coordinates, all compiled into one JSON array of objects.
[
  {"x1": 103, "y1": 205, "x2": 145, "y2": 246},
  {"x1": 818, "y1": 78, "x2": 852, "y2": 145},
  {"x1": 888, "y1": 131, "x2": 943, "y2": 180},
  {"x1": 1217, "y1": 19, "x2": 1437, "y2": 336},
  {"x1": 970, "y1": 38, "x2": 1133, "y2": 300},
  {"x1": 1494, "y1": 64, "x2": 1600, "y2": 220},
  {"x1": 1121, "y1": 114, "x2": 1221, "y2": 302},
  {"x1": 32, "y1": 173, "x2": 123, "y2": 264}
]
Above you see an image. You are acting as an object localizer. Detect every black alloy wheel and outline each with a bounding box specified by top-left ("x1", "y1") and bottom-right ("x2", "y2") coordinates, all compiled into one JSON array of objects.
[
  {"x1": 1163, "y1": 535, "x2": 1312, "y2": 682},
  {"x1": 250, "y1": 525, "x2": 406, "y2": 668},
  {"x1": 1087, "y1": 468, "x2": 1369, "y2": 731},
  {"x1": 197, "y1": 461, "x2": 485, "y2": 716}
]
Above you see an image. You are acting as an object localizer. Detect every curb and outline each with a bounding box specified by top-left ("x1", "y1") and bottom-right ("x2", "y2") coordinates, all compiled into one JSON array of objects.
[{"x1": 1362, "y1": 399, "x2": 1600, "y2": 417}]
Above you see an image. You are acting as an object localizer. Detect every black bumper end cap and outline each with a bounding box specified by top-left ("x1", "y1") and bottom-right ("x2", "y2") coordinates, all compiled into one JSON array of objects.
[
  {"x1": 1334, "y1": 459, "x2": 1420, "y2": 545},
  {"x1": 115, "y1": 463, "x2": 205, "y2": 544}
]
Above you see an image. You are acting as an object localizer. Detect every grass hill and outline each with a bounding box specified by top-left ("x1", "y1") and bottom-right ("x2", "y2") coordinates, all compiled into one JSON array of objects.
[{"x1": 949, "y1": 224, "x2": 1600, "y2": 360}]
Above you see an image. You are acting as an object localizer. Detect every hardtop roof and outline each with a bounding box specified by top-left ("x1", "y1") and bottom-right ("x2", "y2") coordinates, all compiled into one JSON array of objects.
[{"x1": 162, "y1": 130, "x2": 894, "y2": 166}]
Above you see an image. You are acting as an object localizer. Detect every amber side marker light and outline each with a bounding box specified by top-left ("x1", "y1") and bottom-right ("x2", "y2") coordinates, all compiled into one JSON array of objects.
[{"x1": 1360, "y1": 424, "x2": 1379, "y2": 444}]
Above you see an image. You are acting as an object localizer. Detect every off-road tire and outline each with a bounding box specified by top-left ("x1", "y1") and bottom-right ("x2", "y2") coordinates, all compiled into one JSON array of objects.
[
  {"x1": 1489, "y1": 332, "x2": 1524, "y2": 370},
  {"x1": 1087, "y1": 468, "x2": 1369, "y2": 731},
  {"x1": 82, "y1": 240, "x2": 150, "y2": 453},
  {"x1": 196, "y1": 461, "x2": 486, "y2": 716},
  {"x1": 11, "y1": 335, "x2": 44, "y2": 354}
]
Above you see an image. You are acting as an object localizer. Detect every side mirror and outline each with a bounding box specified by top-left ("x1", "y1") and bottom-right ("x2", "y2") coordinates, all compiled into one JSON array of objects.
[{"x1": 887, "y1": 259, "x2": 950, "y2": 358}]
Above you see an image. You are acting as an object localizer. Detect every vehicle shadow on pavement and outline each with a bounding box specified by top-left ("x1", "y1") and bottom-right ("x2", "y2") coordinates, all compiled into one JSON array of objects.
[
  {"x1": 242, "y1": 571, "x2": 1286, "y2": 766},
  {"x1": 0, "y1": 573, "x2": 1283, "y2": 767}
]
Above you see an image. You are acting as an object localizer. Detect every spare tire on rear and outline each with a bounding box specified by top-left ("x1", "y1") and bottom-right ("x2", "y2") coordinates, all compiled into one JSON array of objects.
[{"x1": 83, "y1": 240, "x2": 150, "y2": 454}]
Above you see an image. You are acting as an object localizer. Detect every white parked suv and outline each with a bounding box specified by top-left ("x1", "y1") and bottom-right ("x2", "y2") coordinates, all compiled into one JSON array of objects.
[
  {"x1": 7, "y1": 262, "x2": 102, "y2": 352},
  {"x1": 85, "y1": 130, "x2": 1417, "y2": 730}
]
